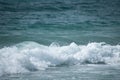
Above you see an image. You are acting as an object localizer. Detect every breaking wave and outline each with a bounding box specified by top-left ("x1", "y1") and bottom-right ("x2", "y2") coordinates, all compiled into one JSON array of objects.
[{"x1": 0, "y1": 41, "x2": 120, "y2": 76}]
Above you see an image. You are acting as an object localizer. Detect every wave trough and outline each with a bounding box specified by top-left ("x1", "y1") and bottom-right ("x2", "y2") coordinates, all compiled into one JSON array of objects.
[{"x1": 0, "y1": 41, "x2": 120, "y2": 76}]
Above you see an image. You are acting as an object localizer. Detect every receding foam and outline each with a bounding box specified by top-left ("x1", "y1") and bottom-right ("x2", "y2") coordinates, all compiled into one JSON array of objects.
[{"x1": 0, "y1": 41, "x2": 120, "y2": 75}]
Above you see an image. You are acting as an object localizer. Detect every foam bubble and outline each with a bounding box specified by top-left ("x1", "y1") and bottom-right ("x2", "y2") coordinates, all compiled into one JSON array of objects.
[{"x1": 0, "y1": 41, "x2": 120, "y2": 75}]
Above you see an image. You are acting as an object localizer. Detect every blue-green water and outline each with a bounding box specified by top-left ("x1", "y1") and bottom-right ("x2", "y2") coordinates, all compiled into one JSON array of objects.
[
  {"x1": 0, "y1": 0, "x2": 120, "y2": 80},
  {"x1": 0, "y1": 0, "x2": 120, "y2": 47}
]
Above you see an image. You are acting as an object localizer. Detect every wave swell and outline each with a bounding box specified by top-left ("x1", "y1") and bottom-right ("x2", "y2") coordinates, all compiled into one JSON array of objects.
[{"x1": 0, "y1": 41, "x2": 120, "y2": 75}]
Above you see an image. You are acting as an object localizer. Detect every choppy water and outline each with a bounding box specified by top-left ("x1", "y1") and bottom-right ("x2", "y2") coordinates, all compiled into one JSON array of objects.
[{"x1": 0, "y1": 0, "x2": 120, "y2": 80}]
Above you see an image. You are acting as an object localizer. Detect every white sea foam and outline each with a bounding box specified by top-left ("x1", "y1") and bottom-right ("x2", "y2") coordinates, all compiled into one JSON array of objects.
[{"x1": 0, "y1": 41, "x2": 120, "y2": 75}]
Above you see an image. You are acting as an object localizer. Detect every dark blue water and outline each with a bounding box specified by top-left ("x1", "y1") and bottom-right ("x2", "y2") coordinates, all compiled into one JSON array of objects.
[{"x1": 0, "y1": 0, "x2": 120, "y2": 80}]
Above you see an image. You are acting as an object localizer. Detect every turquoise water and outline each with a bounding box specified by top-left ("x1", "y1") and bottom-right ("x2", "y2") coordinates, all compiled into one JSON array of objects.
[
  {"x1": 0, "y1": 0, "x2": 120, "y2": 80},
  {"x1": 0, "y1": 0, "x2": 120, "y2": 47}
]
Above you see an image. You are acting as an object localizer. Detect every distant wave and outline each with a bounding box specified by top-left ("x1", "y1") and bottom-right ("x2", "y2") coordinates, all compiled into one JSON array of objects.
[{"x1": 0, "y1": 41, "x2": 120, "y2": 76}]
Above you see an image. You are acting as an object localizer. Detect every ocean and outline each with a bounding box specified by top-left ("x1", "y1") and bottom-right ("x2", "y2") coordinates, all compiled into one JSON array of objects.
[{"x1": 0, "y1": 0, "x2": 120, "y2": 80}]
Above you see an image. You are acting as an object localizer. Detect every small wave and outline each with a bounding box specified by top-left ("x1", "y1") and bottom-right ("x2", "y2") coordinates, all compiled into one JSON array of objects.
[{"x1": 0, "y1": 41, "x2": 120, "y2": 76}]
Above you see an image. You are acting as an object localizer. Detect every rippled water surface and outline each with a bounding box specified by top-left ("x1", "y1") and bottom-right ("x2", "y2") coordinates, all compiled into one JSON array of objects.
[{"x1": 0, "y1": 0, "x2": 120, "y2": 47}]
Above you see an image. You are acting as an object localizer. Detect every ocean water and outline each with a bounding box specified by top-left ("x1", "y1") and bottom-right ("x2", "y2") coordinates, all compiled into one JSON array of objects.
[{"x1": 0, "y1": 0, "x2": 120, "y2": 80}]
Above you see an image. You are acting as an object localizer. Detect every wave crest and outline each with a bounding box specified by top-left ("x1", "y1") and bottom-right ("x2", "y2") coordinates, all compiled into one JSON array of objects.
[{"x1": 0, "y1": 41, "x2": 120, "y2": 75}]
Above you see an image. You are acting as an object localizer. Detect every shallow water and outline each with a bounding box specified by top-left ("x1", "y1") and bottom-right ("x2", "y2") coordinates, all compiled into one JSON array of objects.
[{"x1": 1, "y1": 64, "x2": 120, "y2": 80}]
